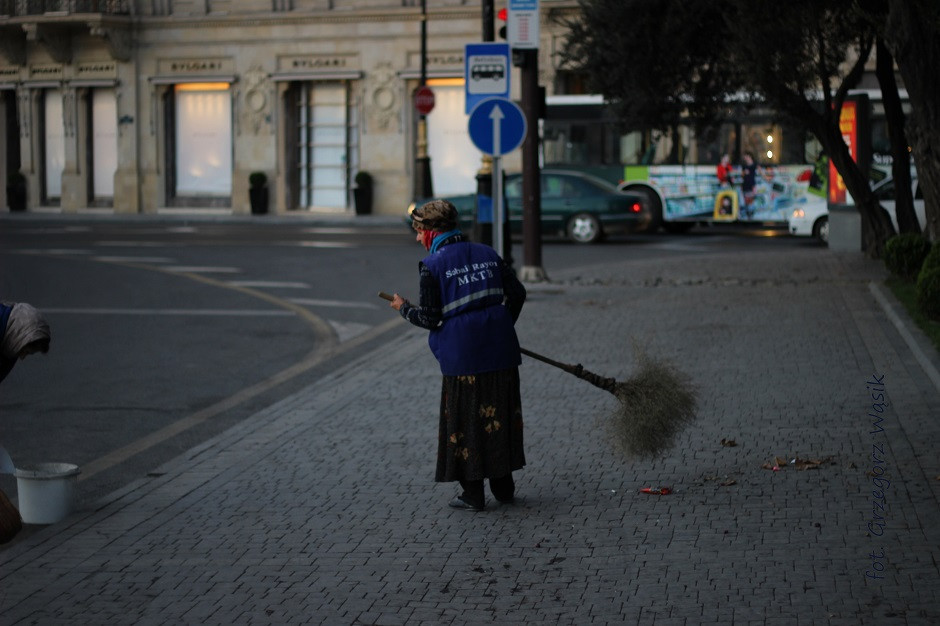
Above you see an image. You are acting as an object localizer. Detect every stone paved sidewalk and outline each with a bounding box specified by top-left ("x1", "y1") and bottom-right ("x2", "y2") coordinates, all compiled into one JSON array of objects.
[{"x1": 1, "y1": 246, "x2": 938, "y2": 625}]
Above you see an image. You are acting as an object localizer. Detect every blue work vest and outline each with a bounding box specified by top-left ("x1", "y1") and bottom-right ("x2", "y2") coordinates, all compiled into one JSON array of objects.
[{"x1": 422, "y1": 241, "x2": 521, "y2": 376}]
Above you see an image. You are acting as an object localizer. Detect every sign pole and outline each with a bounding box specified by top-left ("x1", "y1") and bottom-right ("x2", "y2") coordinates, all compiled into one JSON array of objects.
[
  {"x1": 513, "y1": 2, "x2": 546, "y2": 282},
  {"x1": 490, "y1": 102, "x2": 505, "y2": 259},
  {"x1": 493, "y1": 155, "x2": 504, "y2": 260}
]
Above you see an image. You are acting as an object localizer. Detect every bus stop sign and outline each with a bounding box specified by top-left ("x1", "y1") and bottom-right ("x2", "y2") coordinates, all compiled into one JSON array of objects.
[{"x1": 465, "y1": 42, "x2": 510, "y2": 114}]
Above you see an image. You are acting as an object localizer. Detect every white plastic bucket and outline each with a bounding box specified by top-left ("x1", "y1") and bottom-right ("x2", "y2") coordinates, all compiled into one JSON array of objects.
[{"x1": 14, "y1": 463, "x2": 81, "y2": 524}]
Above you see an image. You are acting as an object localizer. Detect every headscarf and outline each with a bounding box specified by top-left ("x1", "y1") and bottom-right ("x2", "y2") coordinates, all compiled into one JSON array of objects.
[
  {"x1": 0, "y1": 303, "x2": 50, "y2": 360},
  {"x1": 411, "y1": 199, "x2": 458, "y2": 233}
]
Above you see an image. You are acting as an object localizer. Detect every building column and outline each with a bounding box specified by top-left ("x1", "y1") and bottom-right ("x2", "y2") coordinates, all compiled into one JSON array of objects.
[
  {"x1": 21, "y1": 86, "x2": 40, "y2": 209},
  {"x1": 275, "y1": 80, "x2": 291, "y2": 214},
  {"x1": 140, "y1": 83, "x2": 169, "y2": 214},
  {"x1": 114, "y1": 63, "x2": 139, "y2": 214},
  {"x1": 0, "y1": 92, "x2": 9, "y2": 209},
  {"x1": 60, "y1": 86, "x2": 87, "y2": 212}
]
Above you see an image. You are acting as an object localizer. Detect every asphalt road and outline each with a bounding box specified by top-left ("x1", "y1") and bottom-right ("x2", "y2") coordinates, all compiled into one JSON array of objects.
[{"x1": 0, "y1": 217, "x2": 815, "y2": 510}]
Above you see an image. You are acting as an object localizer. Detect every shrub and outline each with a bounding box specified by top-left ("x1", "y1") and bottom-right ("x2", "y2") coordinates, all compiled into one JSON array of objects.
[
  {"x1": 883, "y1": 234, "x2": 932, "y2": 281},
  {"x1": 248, "y1": 172, "x2": 267, "y2": 189},
  {"x1": 919, "y1": 241, "x2": 940, "y2": 276},
  {"x1": 916, "y1": 267, "x2": 940, "y2": 320},
  {"x1": 354, "y1": 171, "x2": 372, "y2": 188}
]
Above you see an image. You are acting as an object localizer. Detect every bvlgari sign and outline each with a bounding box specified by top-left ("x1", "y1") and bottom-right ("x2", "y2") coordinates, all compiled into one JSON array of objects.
[
  {"x1": 30, "y1": 65, "x2": 63, "y2": 79},
  {"x1": 158, "y1": 58, "x2": 234, "y2": 76},
  {"x1": 277, "y1": 55, "x2": 355, "y2": 72},
  {"x1": 77, "y1": 61, "x2": 117, "y2": 79}
]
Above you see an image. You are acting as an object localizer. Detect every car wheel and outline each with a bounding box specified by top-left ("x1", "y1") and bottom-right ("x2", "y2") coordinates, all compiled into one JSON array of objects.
[
  {"x1": 567, "y1": 213, "x2": 602, "y2": 244},
  {"x1": 813, "y1": 216, "x2": 829, "y2": 243}
]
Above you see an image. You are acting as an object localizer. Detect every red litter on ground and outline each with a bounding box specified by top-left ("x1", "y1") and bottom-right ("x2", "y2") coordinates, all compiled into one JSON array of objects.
[{"x1": 640, "y1": 487, "x2": 672, "y2": 495}]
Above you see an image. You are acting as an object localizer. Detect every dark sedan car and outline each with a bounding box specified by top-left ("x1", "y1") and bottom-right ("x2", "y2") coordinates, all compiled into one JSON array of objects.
[{"x1": 410, "y1": 169, "x2": 650, "y2": 244}]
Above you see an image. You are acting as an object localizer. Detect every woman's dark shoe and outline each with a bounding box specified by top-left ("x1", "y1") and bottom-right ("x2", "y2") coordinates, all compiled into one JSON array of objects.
[{"x1": 448, "y1": 496, "x2": 484, "y2": 511}]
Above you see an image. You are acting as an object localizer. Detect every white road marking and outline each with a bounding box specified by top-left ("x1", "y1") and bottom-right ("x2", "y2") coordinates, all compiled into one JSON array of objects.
[
  {"x1": 96, "y1": 241, "x2": 172, "y2": 247},
  {"x1": 40, "y1": 308, "x2": 294, "y2": 317},
  {"x1": 164, "y1": 266, "x2": 241, "y2": 273},
  {"x1": 18, "y1": 248, "x2": 94, "y2": 255},
  {"x1": 93, "y1": 256, "x2": 175, "y2": 263},
  {"x1": 290, "y1": 297, "x2": 379, "y2": 309},
  {"x1": 329, "y1": 320, "x2": 372, "y2": 342},
  {"x1": 291, "y1": 241, "x2": 356, "y2": 248},
  {"x1": 13, "y1": 227, "x2": 90, "y2": 234},
  {"x1": 228, "y1": 280, "x2": 310, "y2": 289}
]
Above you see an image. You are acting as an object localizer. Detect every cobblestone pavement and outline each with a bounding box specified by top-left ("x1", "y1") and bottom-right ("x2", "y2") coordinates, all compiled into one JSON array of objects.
[{"x1": 1, "y1": 246, "x2": 938, "y2": 625}]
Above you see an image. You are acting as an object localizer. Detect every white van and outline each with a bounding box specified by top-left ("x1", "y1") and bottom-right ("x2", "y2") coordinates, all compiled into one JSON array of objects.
[{"x1": 789, "y1": 177, "x2": 925, "y2": 243}]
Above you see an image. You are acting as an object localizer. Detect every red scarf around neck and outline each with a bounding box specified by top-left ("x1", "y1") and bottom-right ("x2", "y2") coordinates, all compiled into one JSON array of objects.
[{"x1": 421, "y1": 230, "x2": 440, "y2": 251}]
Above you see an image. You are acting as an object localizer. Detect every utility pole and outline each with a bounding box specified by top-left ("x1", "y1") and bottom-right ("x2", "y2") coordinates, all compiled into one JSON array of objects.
[
  {"x1": 515, "y1": 23, "x2": 546, "y2": 281},
  {"x1": 413, "y1": 0, "x2": 433, "y2": 201}
]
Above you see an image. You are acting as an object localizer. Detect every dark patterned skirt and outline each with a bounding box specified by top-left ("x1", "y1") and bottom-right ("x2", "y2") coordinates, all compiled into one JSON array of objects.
[{"x1": 435, "y1": 367, "x2": 525, "y2": 483}]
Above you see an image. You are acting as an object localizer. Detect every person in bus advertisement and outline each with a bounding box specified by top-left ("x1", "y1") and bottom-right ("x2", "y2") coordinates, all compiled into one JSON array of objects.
[
  {"x1": 625, "y1": 160, "x2": 813, "y2": 224},
  {"x1": 716, "y1": 154, "x2": 733, "y2": 188},
  {"x1": 740, "y1": 152, "x2": 761, "y2": 218}
]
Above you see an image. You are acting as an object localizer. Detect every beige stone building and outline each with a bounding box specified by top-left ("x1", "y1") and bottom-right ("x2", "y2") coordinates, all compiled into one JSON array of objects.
[{"x1": 0, "y1": 0, "x2": 583, "y2": 217}]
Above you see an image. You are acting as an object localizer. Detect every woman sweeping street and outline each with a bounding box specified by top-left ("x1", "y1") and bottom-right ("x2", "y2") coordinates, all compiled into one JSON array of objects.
[{"x1": 387, "y1": 199, "x2": 527, "y2": 511}]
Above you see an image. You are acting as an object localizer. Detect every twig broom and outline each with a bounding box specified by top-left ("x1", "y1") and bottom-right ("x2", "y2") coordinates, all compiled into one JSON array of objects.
[{"x1": 379, "y1": 292, "x2": 698, "y2": 459}]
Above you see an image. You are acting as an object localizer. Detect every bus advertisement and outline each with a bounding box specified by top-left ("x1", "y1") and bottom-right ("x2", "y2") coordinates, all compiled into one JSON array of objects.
[{"x1": 621, "y1": 162, "x2": 826, "y2": 228}]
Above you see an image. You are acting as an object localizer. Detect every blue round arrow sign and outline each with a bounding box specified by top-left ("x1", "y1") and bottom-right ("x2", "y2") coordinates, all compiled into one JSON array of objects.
[{"x1": 467, "y1": 97, "x2": 527, "y2": 157}]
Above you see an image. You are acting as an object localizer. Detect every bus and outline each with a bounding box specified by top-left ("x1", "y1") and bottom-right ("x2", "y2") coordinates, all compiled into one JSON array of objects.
[{"x1": 541, "y1": 94, "x2": 907, "y2": 232}]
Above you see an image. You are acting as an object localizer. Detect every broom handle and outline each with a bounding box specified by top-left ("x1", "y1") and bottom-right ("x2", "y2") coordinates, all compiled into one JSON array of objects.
[
  {"x1": 519, "y1": 347, "x2": 579, "y2": 373},
  {"x1": 379, "y1": 291, "x2": 616, "y2": 393},
  {"x1": 520, "y1": 347, "x2": 618, "y2": 393}
]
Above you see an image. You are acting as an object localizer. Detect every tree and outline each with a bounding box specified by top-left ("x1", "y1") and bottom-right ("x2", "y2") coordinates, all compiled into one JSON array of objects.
[
  {"x1": 873, "y1": 37, "x2": 917, "y2": 235},
  {"x1": 562, "y1": 1, "x2": 741, "y2": 140},
  {"x1": 564, "y1": 0, "x2": 919, "y2": 255},
  {"x1": 880, "y1": 0, "x2": 940, "y2": 240}
]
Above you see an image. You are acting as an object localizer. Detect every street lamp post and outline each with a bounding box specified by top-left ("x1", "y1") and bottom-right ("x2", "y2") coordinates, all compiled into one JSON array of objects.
[{"x1": 413, "y1": 0, "x2": 434, "y2": 201}]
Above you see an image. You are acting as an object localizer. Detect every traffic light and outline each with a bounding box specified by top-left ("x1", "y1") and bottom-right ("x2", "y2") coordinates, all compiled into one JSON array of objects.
[{"x1": 497, "y1": 7, "x2": 507, "y2": 40}]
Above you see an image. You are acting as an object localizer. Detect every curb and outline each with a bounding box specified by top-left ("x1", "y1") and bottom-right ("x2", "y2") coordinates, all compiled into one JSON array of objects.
[{"x1": 869, "y1": 280, "x2": 940, "y2": 394}]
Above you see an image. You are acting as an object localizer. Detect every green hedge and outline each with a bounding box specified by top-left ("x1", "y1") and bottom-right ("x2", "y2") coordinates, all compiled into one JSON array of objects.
[
  {"x1": 916, "y1": 267, "x2": 940, "y2": 320},
  {"x1": 884, "y1": 234, "x2": 932, "y2": 281},
  {"x1": 920, "y1": 241, "x2": 940, "y2": 275}
]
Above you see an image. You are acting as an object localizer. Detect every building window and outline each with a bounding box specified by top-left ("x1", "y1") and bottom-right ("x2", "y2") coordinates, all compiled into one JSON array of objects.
[
  {"x1": 43, "y1": 89, "x2": 65, "y2": 205},
  {"x1": 424, "y1": 78, "x2": 477, "y2": 196},
  {"x1": 168, "y1": 82, "x2": 232, "y2": 205},
  {"x1": 90, "y1": 88, "x2": 118, "y2": 205},
  {"x1": 291, "y1": 81, "x2": 358, "y2": 211}
]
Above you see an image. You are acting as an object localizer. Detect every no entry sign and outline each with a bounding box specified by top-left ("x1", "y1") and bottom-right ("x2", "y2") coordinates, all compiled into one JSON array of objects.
[{"x1": 414, "y1": 86, "x2": 435, "y2": 115}]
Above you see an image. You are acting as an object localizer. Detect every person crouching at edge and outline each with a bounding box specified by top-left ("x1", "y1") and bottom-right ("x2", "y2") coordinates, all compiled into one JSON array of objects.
[
  {"x1": 0, "y1": 302, "x2": 51, "y2": 384},
  {"x1": 388, "y1": 199, "x2": 527, "y2": 511}
]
